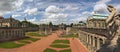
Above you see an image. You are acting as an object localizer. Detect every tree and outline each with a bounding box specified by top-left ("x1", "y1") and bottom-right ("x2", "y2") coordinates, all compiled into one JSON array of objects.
[
  {"x1": 49, "y1": 22, "x2": 53, "y2": 27},
  {"x1": 19, "y1": 21, "x2": 39, "y2": 27},
  {"x1": 79, "y1": 21, "x2": 86, "y2": 26},
  {"x1": 70, "y1": 23, "x2": 73, "y2": 27},
  {"x1": 79, "y1": 21, "x2": 84, "y2": 23}
]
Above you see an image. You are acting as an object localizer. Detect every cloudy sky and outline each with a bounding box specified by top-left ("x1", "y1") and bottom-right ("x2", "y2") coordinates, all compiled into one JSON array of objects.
[{"x1": 1, "y1": 0, "x2": 120, "y2": 24}]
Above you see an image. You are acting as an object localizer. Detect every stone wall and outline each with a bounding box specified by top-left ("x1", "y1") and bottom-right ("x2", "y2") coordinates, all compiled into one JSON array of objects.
[
  {"x1": 0, "y1": 28, "x2": 25, "y2": 42},
  {"x1": 78, "y1": 30, "x2": 107, "y2": 52}
]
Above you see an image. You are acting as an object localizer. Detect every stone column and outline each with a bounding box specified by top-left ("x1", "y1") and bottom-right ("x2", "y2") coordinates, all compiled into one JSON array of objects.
[
  {"x1": 97, "y1": 38, "x2": 100, "y2": 50},
  {"x1": 84, "y1": 34, "x2": 86, "y2": 42},
  {"x1": 92, "y1": 36, "x2": 95, "y2": 48},
  {"x1": 78, "y1": 32, "x2": 81, "y2": 40},
  {"x1": 82, "y1": 33, "x2": 84, "y2": 42},
  {"x1": 87, "y1": 35, "x2": 88, "y2": 43},
  {"x1": 89, "y1": 35, "x2": 91, "y2": 45},
  {"x1": 95, "y1": 37, "x2": 98, "y2": 49}
]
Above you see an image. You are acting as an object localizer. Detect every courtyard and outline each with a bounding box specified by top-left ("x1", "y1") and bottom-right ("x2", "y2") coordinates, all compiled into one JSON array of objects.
[{"x1": 0, "y1": 30, "x2": 88, "y2": 52}]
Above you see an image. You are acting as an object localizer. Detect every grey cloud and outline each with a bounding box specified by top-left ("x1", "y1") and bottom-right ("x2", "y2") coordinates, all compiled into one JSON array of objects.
[{"x1": 0, "y1": 0, "x2": 16, "y2": 15}]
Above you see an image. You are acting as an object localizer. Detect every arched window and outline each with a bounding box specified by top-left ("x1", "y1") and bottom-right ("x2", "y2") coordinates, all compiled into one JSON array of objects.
[{"x1": 100, "y1": 39, "x2": 103, "y2": 47}]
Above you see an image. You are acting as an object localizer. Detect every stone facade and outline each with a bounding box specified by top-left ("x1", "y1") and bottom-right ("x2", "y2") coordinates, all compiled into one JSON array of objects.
[
  {"x1": 21, "y1": 17, "x2": 39, "y2": 32},
  {"x1": 78, "y1": 12, "x2": 120, "y2": 52},
  {"x1": 39, "y1": 24, "x2": 52, "y2": 35},
  {"x1": 78, "y1": 29, "x2": 107, "y2": 52},
  {"x1": 0, "y1": 16, "x2": 19, "y2": 27},
  {"x1": 87, "y1": 14, "x2": 107, "y2": 29},
  {"x1": 0, "y1": 16, "x2": 25, "y2": 42},
  {"x1": 66, "y1": 27, "x2": 71, "y2": 35},
  {"x1": 78, "y1": 14, "x2": 109, "y2": 52},
  {"x1": 0, "y1": 28, "x2": 25, "y2": 42}
]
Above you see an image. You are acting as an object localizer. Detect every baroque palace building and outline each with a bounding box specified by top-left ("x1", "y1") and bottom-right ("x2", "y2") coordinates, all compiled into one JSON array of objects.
[
  {"x1": 86, "y1": 14, "x2": 107, "y2": 29},
  {"x1": 0, "y1": 16, "x2": 19, "y2": 27},
  {"x1": 0, "y1": 16, "x2": 25, "y2": 42},
  {"x1": 78, "y1": 14, "x2": 108, "y2": 52}
]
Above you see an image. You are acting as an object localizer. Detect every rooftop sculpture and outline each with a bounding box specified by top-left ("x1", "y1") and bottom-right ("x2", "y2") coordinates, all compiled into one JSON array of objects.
[{"x1": 97, "y1": 5, "x2": 120, "y2": 52}]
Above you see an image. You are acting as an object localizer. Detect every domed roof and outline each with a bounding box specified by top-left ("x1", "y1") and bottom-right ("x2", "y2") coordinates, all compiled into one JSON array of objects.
[{"x1": 0, "y1": 16, "x2": 4, "y2": 19}]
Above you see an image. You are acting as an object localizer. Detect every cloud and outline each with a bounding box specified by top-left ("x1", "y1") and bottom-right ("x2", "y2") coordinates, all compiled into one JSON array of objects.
[
  {"x1": 40, "y1": 13, "x2": 68, "y2": 24},
  {"x1": 45, "y1": 5, "x2": 63, "y2": 14},
  {"x1": 28, "y1": 17, "x2": 39, "y2": 24},
  {"x1": 12, "y1": 14, "x2": 21, "y2": 18},
  {"x1": 115, "y1": 4, "x2": 120, "y2": 13},
  {"x1": 97, "y1": 0, "x2": 111, "y2": 3},
  {"x1": 27, "y1": 0, "x2": 33, "y2": 2},
  {"x1": 13, "y1": 0, "x2": 24, "y2": 8},
  {"x1": 28, "y1": 17, "x2": 36, "y2": 22},
  {"x1": 65, "y1": 5, "x2": 79, "y2": 11},
  {"x1": 68, "y1": 11, "x2": 92, "y2": 23},
  {"x1": 94, "y1": 0, "x2": 111, "y2": 14},
  {"x1": 3, "y1": 0, "x2": 119, "y2": 25},
  {"x1": 48, "y1": 13, "x2": 68, "y2": 19},
  {"x1": 0, "y1": 0, "x2": 16, "y2": 15},
  {"x1": 40, "y1": 5, "x2": 69, "y2": 24},
  {"x1": 24, "y1": 8, "x2": 38, "y2": 15},
  {"x1": 82, "y1": 11, "x2": 91, "y2": 15},
  {"x1": 68, "y1": 14, "x2": 88, "y2": 23},
  {"x1": 69, "y1": 17, "x2": 86, "y2": 23}
]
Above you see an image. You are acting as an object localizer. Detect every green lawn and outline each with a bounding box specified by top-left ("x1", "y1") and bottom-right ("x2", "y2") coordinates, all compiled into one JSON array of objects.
[
  {"x1": 26, "y1": 32, "x2": 46, "y2": 37},
  {"x1": 59, "y1": 49, "x2": 71, "y2": 52},
  {"x1": 17, "y1": 38, "x2": 40, "y2": 44},
  {"x1": 0, "y1": 42, "x2": 24, "y2": 48},
  {"x1": 53, "y1": 40, "x2": 70, "y2": 44},
  {"x1": 44, "y1": 48, "x2": 57, "y2": 52},
  {"x1": 17, "y1": 40, "x2": 31, "y2": 44},
  {"x1": 0, "y1": 38, "x2": 40, "y2": 48},
  {"x1": 50, "y1": 44, "x2": 70, "y2": 48}
]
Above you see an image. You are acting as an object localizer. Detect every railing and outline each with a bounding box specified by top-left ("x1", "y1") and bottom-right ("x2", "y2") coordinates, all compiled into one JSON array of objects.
[{"x1": 79, "y1": 27, "x2": 108, "y2": 37}]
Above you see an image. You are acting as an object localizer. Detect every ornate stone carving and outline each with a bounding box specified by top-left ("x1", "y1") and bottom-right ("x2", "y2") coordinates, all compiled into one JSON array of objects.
[{"x1": 97, "y1": 5, "x2": 120, "y2": 52}]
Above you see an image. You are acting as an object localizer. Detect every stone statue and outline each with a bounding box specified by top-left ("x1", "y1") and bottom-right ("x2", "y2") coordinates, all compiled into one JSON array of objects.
[{"x1": 97, "y1": 5, "x2": 120, "y2": 52}]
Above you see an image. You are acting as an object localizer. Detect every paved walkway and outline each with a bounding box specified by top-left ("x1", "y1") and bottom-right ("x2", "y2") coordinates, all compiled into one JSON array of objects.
[
  {"x1": 0, "y1": 30, "x2": 62, "y2": 52},
  {"x1": 69, "y1": 38, "x2": 89, "y2": 52}
]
